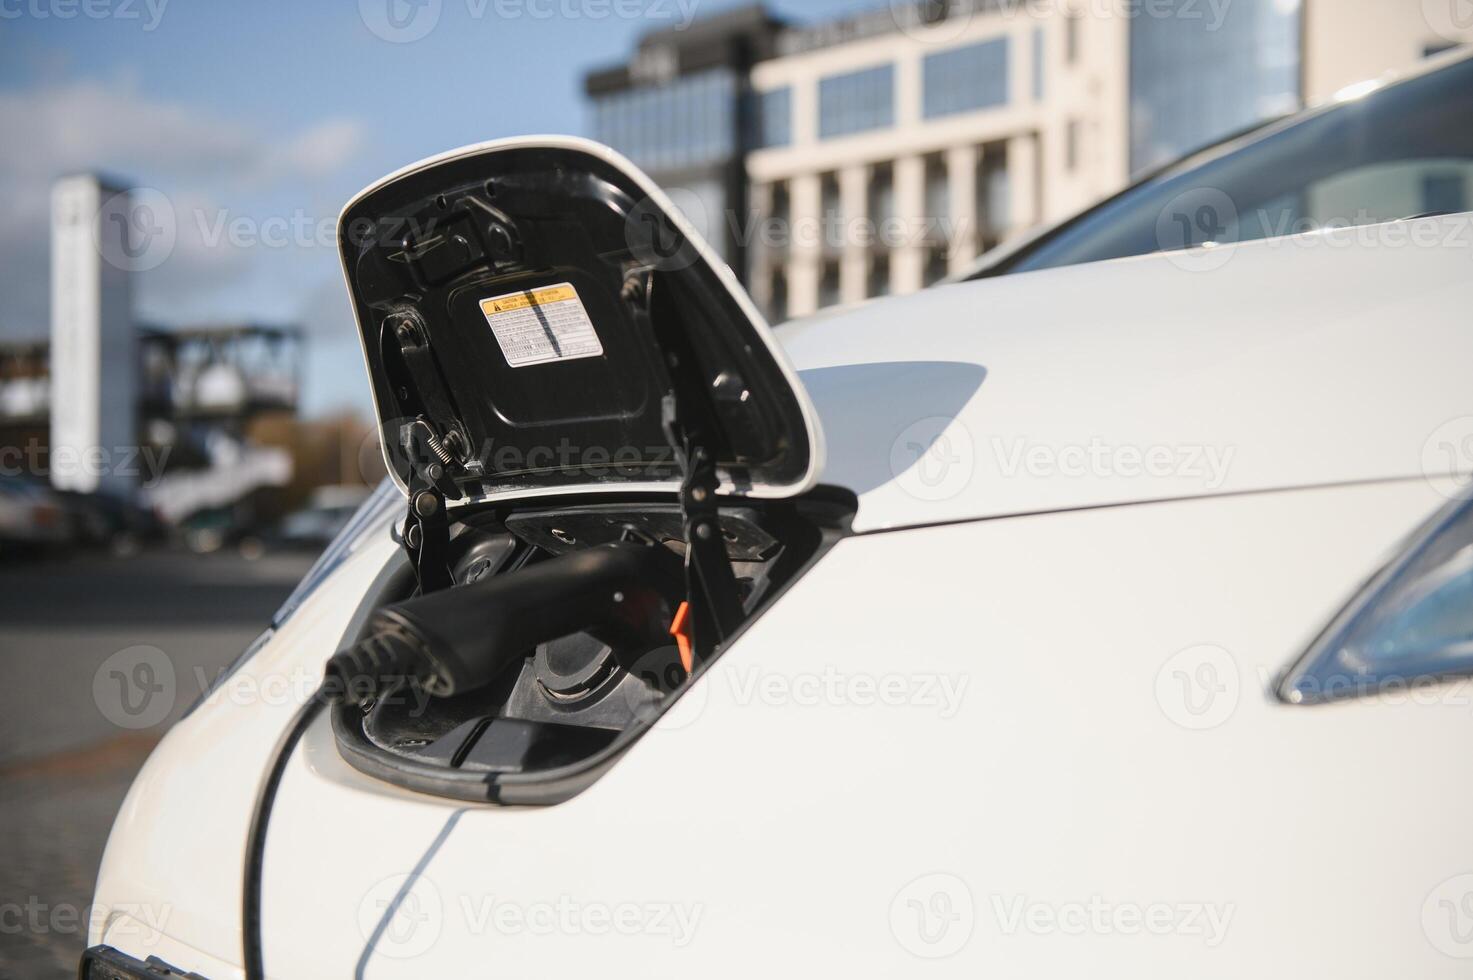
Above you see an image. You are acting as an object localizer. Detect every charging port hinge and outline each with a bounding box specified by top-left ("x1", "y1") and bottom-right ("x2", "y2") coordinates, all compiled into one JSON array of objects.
[{"x1": 662, "y1": 393, "x2": 743, "y2": 666}]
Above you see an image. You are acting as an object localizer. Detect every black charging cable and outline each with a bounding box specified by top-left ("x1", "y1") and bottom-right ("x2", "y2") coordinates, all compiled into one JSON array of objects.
[
  {"x1": 241, "y1": 541, "x2": 685, "y2": 977},
  {"x1": 241, "y1": 637, "x2": 422, "y2": 980}
]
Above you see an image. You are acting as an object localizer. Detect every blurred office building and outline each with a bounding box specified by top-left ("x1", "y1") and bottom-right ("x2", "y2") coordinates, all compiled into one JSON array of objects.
[
  {"x1": 588, "y1": 0, "x2": 1471, "y2": 320},
  {"x1": 0, "y1": 175, "x2": 313, "y2": 542}
]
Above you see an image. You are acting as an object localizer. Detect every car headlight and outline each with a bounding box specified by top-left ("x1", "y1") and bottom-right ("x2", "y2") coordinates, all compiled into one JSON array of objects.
[{"x1": 1279, "y1": 492, "x2": 1473, "y2": 705}]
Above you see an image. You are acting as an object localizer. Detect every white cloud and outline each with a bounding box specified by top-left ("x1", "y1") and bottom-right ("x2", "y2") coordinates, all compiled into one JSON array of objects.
[{"x1": 0, "y1": 75, "x2": 366, "y2": 342}]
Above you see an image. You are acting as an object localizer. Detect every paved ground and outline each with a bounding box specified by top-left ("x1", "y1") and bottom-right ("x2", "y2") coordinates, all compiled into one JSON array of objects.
[{"x1": 0, "y1": 548, "x2": 314, "y2": 979}]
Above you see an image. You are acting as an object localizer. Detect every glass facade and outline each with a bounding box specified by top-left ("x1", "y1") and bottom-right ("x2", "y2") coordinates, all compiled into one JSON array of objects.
[
  {"x1": 819, "y1": 63, "x2": 895, "y2": 139},
  {"x1": 1129, "y1": 0, "x2": 1301, "y2": 174},
  {"x1": 751, "y1": 86, "x2": 792, "y2": 149},
  {"x1": 923, "y1": 37, "x2": 1010, "y2": 119},
  {"x1": 591, "y1": 68, "x2": 739, "y2": 172}
]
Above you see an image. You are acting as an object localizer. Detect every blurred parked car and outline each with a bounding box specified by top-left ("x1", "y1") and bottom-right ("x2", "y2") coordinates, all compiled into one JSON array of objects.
[
  {"x1": 269, "y1": 485, "x2": 372, "y2": 553},
  {"x1": 55, "y1": 488, "x2": 164, "y2": 555},
  {"x1": 0, "y1": 475, "x2": 71, "y2": 554}
]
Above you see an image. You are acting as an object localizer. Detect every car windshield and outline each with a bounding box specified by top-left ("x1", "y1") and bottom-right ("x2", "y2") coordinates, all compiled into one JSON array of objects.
[{"x1": 972, "y1": 52, "x2": 1473, "y2": 278}]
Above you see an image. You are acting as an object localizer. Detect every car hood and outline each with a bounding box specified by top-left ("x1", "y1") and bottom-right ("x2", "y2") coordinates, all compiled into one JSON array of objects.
[{"x1": 781, "y1": 215, "x2": 1473, "y2": 533}]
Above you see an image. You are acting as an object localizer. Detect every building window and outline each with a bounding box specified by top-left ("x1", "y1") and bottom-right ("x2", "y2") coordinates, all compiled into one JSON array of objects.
[
  {"x1": 923, "y1": 37, "x2": 1010, "y2": 119},
  {"x1": 820, "y1": 171, "x2": 843, "y2": 254},
  {"x1": 1033, "y1": 28, "x2": 1045, "y2": 101},
  {"x1": 923, "y1": 247, "x2": 949, "y2": 287},
  {"x1": 924, "y1": 153, "x2": 950, "y2": 245},
  {"x1": 1066, "y1": 12, "x2": 1081, "y2": 65},
  {"x1": 818, "y1": 259, "x2": 842, "y2": 309},
  {"x1": 767, "y1": 180, "x2": 790, "y2": 254},
  {"x1": 975, "y1": 142, "x2": 1010, "y2": 251},
  {"x1": 768, "y1": 268, "x2": 788, "y2": 323},
  {"x1": 868, "y1": 162, "x2": 895, "y2": 233},
  {"x1": 1066, "y1": 119, "x2": 1081, "y2": 172},
  {"x1": 1127, "y1": 0, "x2": 1301, "y2": 174},
  {"x1": 819, "y1": 63, "x2": 895, "y2": 139},
  {"x1": 867, "y1": 253, "x2": 890, "y2": 298},
  {"x1": 751, "y1": 86, "x2": 792, "y2": 149},
  {"x1": 591, "y1": 68, "x2": 738, "y2": 172}
]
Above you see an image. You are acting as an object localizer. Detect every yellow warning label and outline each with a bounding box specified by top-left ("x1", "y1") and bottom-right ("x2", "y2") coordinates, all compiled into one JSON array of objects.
[
  {"x1": 479, "y1": 284, "x2": 578, "y2": 315},
  {"x1": 478, "y1": 282, "x2": 603, "y2": 369}
]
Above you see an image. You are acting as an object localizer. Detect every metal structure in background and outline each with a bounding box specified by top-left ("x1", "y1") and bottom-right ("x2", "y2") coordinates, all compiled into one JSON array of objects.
[
  {"x1": 1, "y1": 323, "x2": 301, "y2": 434},
  {"x1": 138, "y1": 324, "x2": 302, "y2": 424},
  {"x1": 0, "y1": 324, "x2": 303, "y2": 524}
]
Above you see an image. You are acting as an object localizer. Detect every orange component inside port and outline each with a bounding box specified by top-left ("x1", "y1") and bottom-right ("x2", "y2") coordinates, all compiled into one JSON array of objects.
[{"x1": 669, "y1": 600, "x2": 694, "y2": 673}]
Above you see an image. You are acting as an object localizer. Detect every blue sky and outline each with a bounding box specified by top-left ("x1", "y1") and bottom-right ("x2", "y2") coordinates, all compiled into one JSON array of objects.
[{"x1": 0, "y1": 0, "x2": 869, "y2": 414}]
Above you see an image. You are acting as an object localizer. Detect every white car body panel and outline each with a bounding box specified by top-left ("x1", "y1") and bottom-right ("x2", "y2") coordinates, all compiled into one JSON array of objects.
[
  {"x1": 90, "y1": 210, "x2": 1473, "y2": 975},
  {"x1": 791, "y1": 215, "x2": 1473, "y2": 532},
  {"x1": 94, "y1": 478, "x2": 1472, "y2": 976}
]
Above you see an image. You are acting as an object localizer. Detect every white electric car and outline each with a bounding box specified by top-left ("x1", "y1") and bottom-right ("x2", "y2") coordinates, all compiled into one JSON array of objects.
[{"x1": 86, "y1": 52, "x2": 1473, "y2": 979}]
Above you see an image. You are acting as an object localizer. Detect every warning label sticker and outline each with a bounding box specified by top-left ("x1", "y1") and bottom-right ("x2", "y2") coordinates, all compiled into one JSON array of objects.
[{"x1": 478, "y1": 283, "x2": 604, "y2": 368}]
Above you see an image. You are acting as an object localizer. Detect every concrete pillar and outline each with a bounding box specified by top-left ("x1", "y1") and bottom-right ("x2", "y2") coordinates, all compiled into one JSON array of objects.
[
  {"x1": 788, "y1": 172, "x2": 822, "y2": 317},
  {"x1": 1008, "y1": 132, "x2": 1041, "y2": 237},
  {"x1": 947, "y1": 144, "x2": 979, "y2": 273},
  {"x1": 839, "y1": 165, "x2": 870, "y2": 305},
  {"x1": 893, "y1": 155, "x2": 926, "y2": 296}
]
